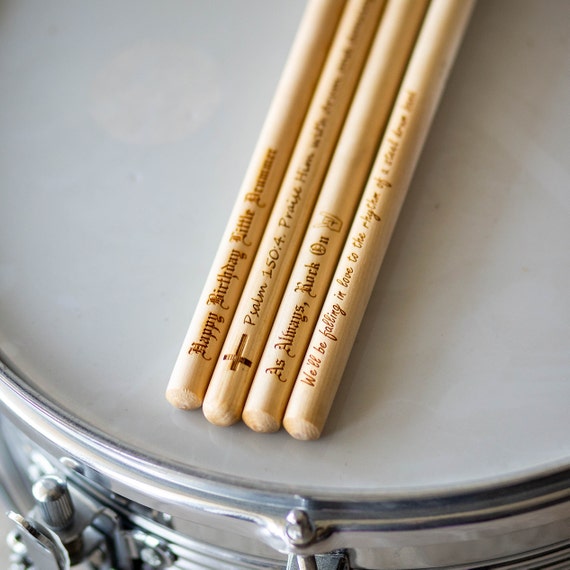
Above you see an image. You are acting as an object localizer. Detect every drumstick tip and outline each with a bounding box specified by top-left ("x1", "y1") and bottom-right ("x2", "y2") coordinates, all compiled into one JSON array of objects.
[
  {"x1": 242, "y1": 409, "x2": 281, "y2": 433},
  {"x1": 283, "y1": 416, "x2": 322, "y2": 441},
  {"x1": 165, "y1": 388, "x2": 202, "y2": 410},
  {"x1": 202, "y1": 399, "x2": 241, "y2": 427}
]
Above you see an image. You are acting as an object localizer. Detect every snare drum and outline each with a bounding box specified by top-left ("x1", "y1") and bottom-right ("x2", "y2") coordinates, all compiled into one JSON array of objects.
[{"x1": 1, "y1": 1, "x2": 569, "y2": 569}]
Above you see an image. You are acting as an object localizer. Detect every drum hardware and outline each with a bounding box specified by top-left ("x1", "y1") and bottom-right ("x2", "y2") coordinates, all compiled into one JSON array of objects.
[
  {"x1": 4, "y1": 472, "x2": 352, "y2": 570},
  {"x1": 5, "y1": 473, "x2": 135, "y2": 569},
  {"x1": 1, "y1": 430, "x2": 350, "y2": 570},
  {"x1": 1, "y1": 437, "x2": 284, "y2": 569},
  {"x1": 286, "y1": 551, "x2": 349, "y2": 570},
  {"x1": 3, "y1": 365, "x2": 570, "y2": 570},
  {"x1": 0, "y1": 407, "x2": 349, "y2": 569},
  {"x1": 129, "y1": 531, "x2": 176, "y2": 569},
  {"x1": 285, "y1": 509, "x2": 317, "y2": 547},
  {"x1": 283, "y1": 510, "x2": 349, "y2": 569},
  {"x1": 5, "y1": 514, "x2": 179, "y2": 570},
  {"x1": 3, "y1": 470, "x2": 182, "y2": 569},
  {"x1": 4, "y1": 415, "x2": 570, "y2": 570},
  {"x1": 59, "y1": 456, "x2": 175, "y2": 532},
  {"x1": 284, "y1": 509, "x2": 346, "y2": 570},
  {"x1": 6, "y1": 511, "x2": 69, "y2": 570}
]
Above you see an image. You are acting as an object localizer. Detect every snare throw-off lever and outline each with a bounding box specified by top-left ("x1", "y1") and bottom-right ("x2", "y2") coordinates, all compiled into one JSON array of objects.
[{"x1": 5, "y1": 474, "x2": 127, "y2": 569}]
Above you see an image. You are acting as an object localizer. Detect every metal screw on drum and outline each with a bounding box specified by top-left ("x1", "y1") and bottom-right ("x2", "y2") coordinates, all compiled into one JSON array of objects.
[
  {"x1": 59, "y1": 456, "x2": 85, "y2": 476},
  {"x1": 285, "y1": 509, "x2": 316, "y2": 547},
  {"x1": 132, "y1": 530, "x2": 176, "y2": 568},
  {"x1": 140, "y1": 547, "x2": 163, "y2": 568},
  {"x1": 32, "y1": 475, "x2": 75, "y2": 530},
  {"x1": 285, "y1": 509, "x2": 318, "y2": 570}
]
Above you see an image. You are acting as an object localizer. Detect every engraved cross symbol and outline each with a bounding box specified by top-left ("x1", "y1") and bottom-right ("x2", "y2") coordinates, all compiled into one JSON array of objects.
[{"x1": 223, "y1": 334, "x2": 253, "y2": 371}]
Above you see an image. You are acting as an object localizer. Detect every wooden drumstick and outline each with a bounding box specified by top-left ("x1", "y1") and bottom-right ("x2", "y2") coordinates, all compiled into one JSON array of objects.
[
  {"x1": 202, "y1": 0, "x2": 388, "y2": 426},
  {"x1": 242, "y1": 0, "x2": 430, "y2": 433},
  {"x1": 165, "y1": 0, "x2": 346, "y2": 410},
  {"x1": 284, "y1": 0, "x2": 476, "y2": 440}
]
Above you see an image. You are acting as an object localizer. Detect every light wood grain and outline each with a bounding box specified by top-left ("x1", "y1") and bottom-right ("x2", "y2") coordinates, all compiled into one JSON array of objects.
[
  {"x1": 284, "y1": 0, "x2": 476, "y2": 440},
  {"x1": 165, "y1": 0, "x2": 346, "y2": 410},
  {"x1": 242, "y1": 0, "x2": 430, "y2": 433},
  {"x1": 202, "y1": 0, "x2": 388, "y2": 426}
]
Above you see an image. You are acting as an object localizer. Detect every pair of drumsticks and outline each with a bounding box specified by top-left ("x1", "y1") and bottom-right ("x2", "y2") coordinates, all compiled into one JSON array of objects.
[{"x1": 166, "y1": 0, "x2": 475, "y2": 439}]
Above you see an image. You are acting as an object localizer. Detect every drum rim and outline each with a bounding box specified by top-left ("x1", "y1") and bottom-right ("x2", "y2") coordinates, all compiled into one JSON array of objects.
[{"x1": 2, "y1": 356, "x2": 570, "y2": 528}]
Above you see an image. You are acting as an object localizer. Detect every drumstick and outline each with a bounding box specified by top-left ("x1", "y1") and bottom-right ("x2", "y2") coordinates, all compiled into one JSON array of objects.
[
  {"x1": 202, "y1": 0, "x2": 388, "y2": 426},
  {"x1": 242, "y1": 0, "x2": 430, "y2": 433},
  {"x1": 165, "y1": 0, "x2": 346, "y2": 410},
  {"x1": 284, "y1": 0, "x2": 476, "y2": 440}
]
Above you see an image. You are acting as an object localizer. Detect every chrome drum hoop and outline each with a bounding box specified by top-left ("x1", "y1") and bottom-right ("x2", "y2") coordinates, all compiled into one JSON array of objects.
[{"x1": 2, "y1": 362, "x2": 570, "y2": 570}]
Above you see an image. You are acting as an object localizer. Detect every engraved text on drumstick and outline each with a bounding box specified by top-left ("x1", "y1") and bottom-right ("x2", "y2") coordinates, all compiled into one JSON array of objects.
[
  {"x1": 229, "y1": 0, "x2": 378, "y2": 341},
  {"x1": 244, "y1": 147, "x2": 276, "y2": 207},
  {"x1": 230, "y1": 209, "x2": 255, "y2": 246},
  {"x1": 239, "y1": 96, "x2": 334, "y2": 330},
  {"x1": 166, "y1": 0, "x2": 349, "y2": 410},
  {"x1": 203, "y1": 0, "x2": 386, "y2": 425},
  {"x1": 301, "y1": 91, "x2": 416, "y2": 387},
  {"x1": 186, "y1": 148, "x2": 276, "y2": 360},
  {"x1": 274, "y1": 302, "x2": 309, "y2": 359},
  {"x1": 206, "y1": 249, "x2": 247, "y2": 310},
  {"x1": 188, "y1": 312, "x2": 225, "y2": 360}
]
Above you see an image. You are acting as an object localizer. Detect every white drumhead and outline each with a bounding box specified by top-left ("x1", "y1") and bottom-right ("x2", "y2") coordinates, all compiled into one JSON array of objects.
[{"x1": 1, "y1": 0, "x2": 569, "y2": 494}]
